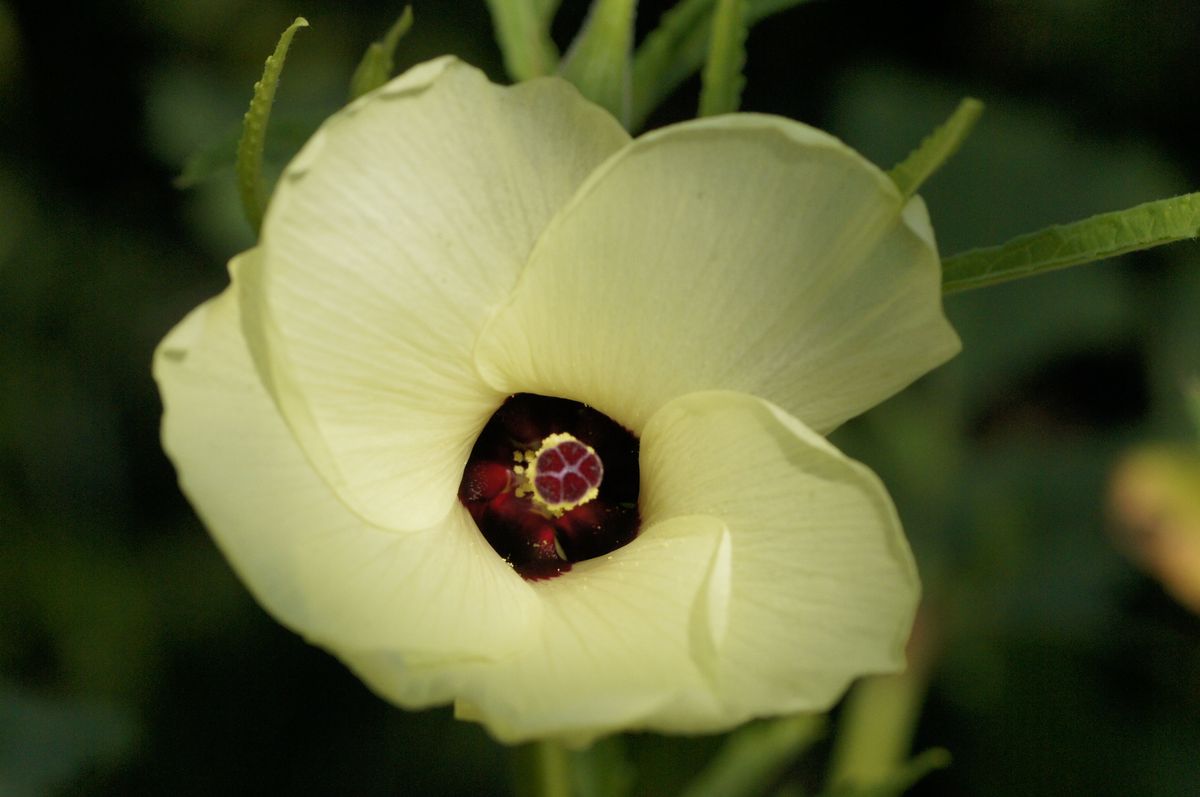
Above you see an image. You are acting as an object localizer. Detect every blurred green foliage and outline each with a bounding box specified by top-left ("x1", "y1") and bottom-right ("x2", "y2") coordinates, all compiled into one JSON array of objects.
[{"x1": 1, "y1": 1, "x2": 1199, "y2": 795}]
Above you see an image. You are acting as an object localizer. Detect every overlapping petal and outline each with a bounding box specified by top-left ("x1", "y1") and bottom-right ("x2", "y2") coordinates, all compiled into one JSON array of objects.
[
  {"x1": 341, "y1": 513, "x2": 728, "y2": 743},
  {"x1": 154, "y1": 252, "x2": 540, "y2": 664},
  {"x1": 246, "y1": 57, "x2": 631, "y2": 531},
  {"x1": 474, "y1": 114, "x2": 960, "y2": 435},
  {"x1": 639, "y1": 390, "x2": 919, "y2": 722}
]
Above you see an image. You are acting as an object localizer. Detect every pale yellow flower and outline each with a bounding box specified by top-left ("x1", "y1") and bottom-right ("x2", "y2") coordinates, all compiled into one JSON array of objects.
[{"x1": 154, "y1": 57, "x2": 959, "y2": 744}]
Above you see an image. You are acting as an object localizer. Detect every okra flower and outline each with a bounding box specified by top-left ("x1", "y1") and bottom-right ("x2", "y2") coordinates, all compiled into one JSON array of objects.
[{"x1": 154, "y1": 57, "x2": 959, "y2": 743}]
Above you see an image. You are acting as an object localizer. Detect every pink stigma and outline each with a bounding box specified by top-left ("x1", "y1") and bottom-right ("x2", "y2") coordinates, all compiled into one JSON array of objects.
[{"x1": 532, "y1": 438, "x2": 604, "y2": 507}]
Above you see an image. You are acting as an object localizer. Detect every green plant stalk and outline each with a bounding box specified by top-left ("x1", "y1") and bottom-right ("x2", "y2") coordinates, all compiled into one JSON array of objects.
[
  {"x1": 826, "y1": 668, "x2": 928, "y2": 790},
  {"x1": 680, "y1": 715, "x2": 825, "y2": 797},
  {"x1": 515, "y1": 739, "x2": 573, "y2": 797}
]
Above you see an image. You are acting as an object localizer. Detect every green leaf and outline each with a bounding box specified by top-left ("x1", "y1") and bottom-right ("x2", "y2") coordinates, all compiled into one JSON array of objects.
[
  {"x1": 485, "y1": 0, "x2": 560, "y2": 81},
  {"x1": 559, "y1": 0, "x2": 638, "y2": 125},
  {"x1": 348, "y1": 7, "x2": 414, "y2": 101},
  {"x1": 698, "y1": 0, "x2": 748, "y2": 117},
  {"x1": 679, "y1": 715, "x2": 826, "y2": 797},
  {"x1": 236, "y1": 16, "x2": 308, "y2": 235},
  {"x1": 942, "y1": 191, "x2": 1200, "y2": 294},
  {"x1": 631, "y1": 0, "x2": 814, "y2": 128},
  {"x1": 887, "y1": 97, "x2": 982, "y2": 198}
]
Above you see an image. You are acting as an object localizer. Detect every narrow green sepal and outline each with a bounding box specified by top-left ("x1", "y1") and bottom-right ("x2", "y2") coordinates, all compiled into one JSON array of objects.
[
  {"x1": 632, "y1": 0, "x2": 814, "y2": 129},
  {"x1": 349, "y1": 7, "x2": 414, "y2": 101},
  {"x1": 632, "y1": 0, "x2": 711, "y2": 128},
  {"x1": 680, "y1": 715, "x2": 826, "y2": 797},
  {"x1": 485, "y1": 0, "x2": 560, "y2": 82},
  {"x1": 559, "y1": 0, "x2": 637, "y2": 126},
  {"x1": 888, "y1": 97, "x2": 982, "y2": 198},
  {"x1": 698, "y1": 0, "x2": 748, "y2": 117},
  {"x1": 942, "y1": 191, "x2": 1200, "y2": 294},
  {"x1": 236, "y1": 16, "x2": 308, "y2": 235}
]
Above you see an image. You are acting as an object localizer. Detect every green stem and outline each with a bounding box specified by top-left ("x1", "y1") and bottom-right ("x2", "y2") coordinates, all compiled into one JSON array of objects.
[
  {"x1": 826, "y1": 668, "x2": 927, "y2": 788},
  {"x1": 680, "y1": 715, "x2": 825, "y2": 797},
  {"x1": 515, "y1": 739, "x2": 573, "y2": 797}
]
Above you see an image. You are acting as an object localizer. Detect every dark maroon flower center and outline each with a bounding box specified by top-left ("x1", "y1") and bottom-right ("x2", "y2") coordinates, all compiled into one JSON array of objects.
[{"x1": 458, "y1": 393, "x2": 640, "y2": 581}]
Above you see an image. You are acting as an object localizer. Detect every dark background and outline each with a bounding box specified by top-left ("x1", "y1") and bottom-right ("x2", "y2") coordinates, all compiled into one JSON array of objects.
[{"x1": 2, "y1": 1, "x2": 1199, "y2": 794}]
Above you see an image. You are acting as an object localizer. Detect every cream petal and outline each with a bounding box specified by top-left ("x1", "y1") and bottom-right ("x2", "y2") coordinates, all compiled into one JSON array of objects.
[
  {"x1": 154, "y1": 252, "x2": 540, "y2": 667},
  {"x1": 639, "y1": 390, "x2": 919, "y2": 720},
  {"x1": 340, "y1": 514, "x2": 731, "y2": 744},
  {"x1": 248, "y1": 57, "x2": 631, "y2": 530},
  {"x1": 475, "y1": 113, "x2": 960, "y2": 435}
]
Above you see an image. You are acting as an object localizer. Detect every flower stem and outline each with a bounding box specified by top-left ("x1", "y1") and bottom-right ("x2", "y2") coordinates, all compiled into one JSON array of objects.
[{"x1": 515, "y1": 739, "x2": 573, "y2": 797}]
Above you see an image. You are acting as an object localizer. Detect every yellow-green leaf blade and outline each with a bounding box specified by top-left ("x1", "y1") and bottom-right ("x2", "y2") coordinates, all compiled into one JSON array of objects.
[
  {"x1": 888, "y1": 97, "x2": 983, "y2": 198},
  {"x1": 942, "y1": 192, "x2": 1200, "y2": 294},
  {"x1": 236, "y1": 16, "x2": 308, "y2": 235},
  {"x1": 348, "y1": 7, "x2": 414, "y2": 101},
  {"x1": 698, "y1": 0, "x2": 747, "y2": 117}
]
